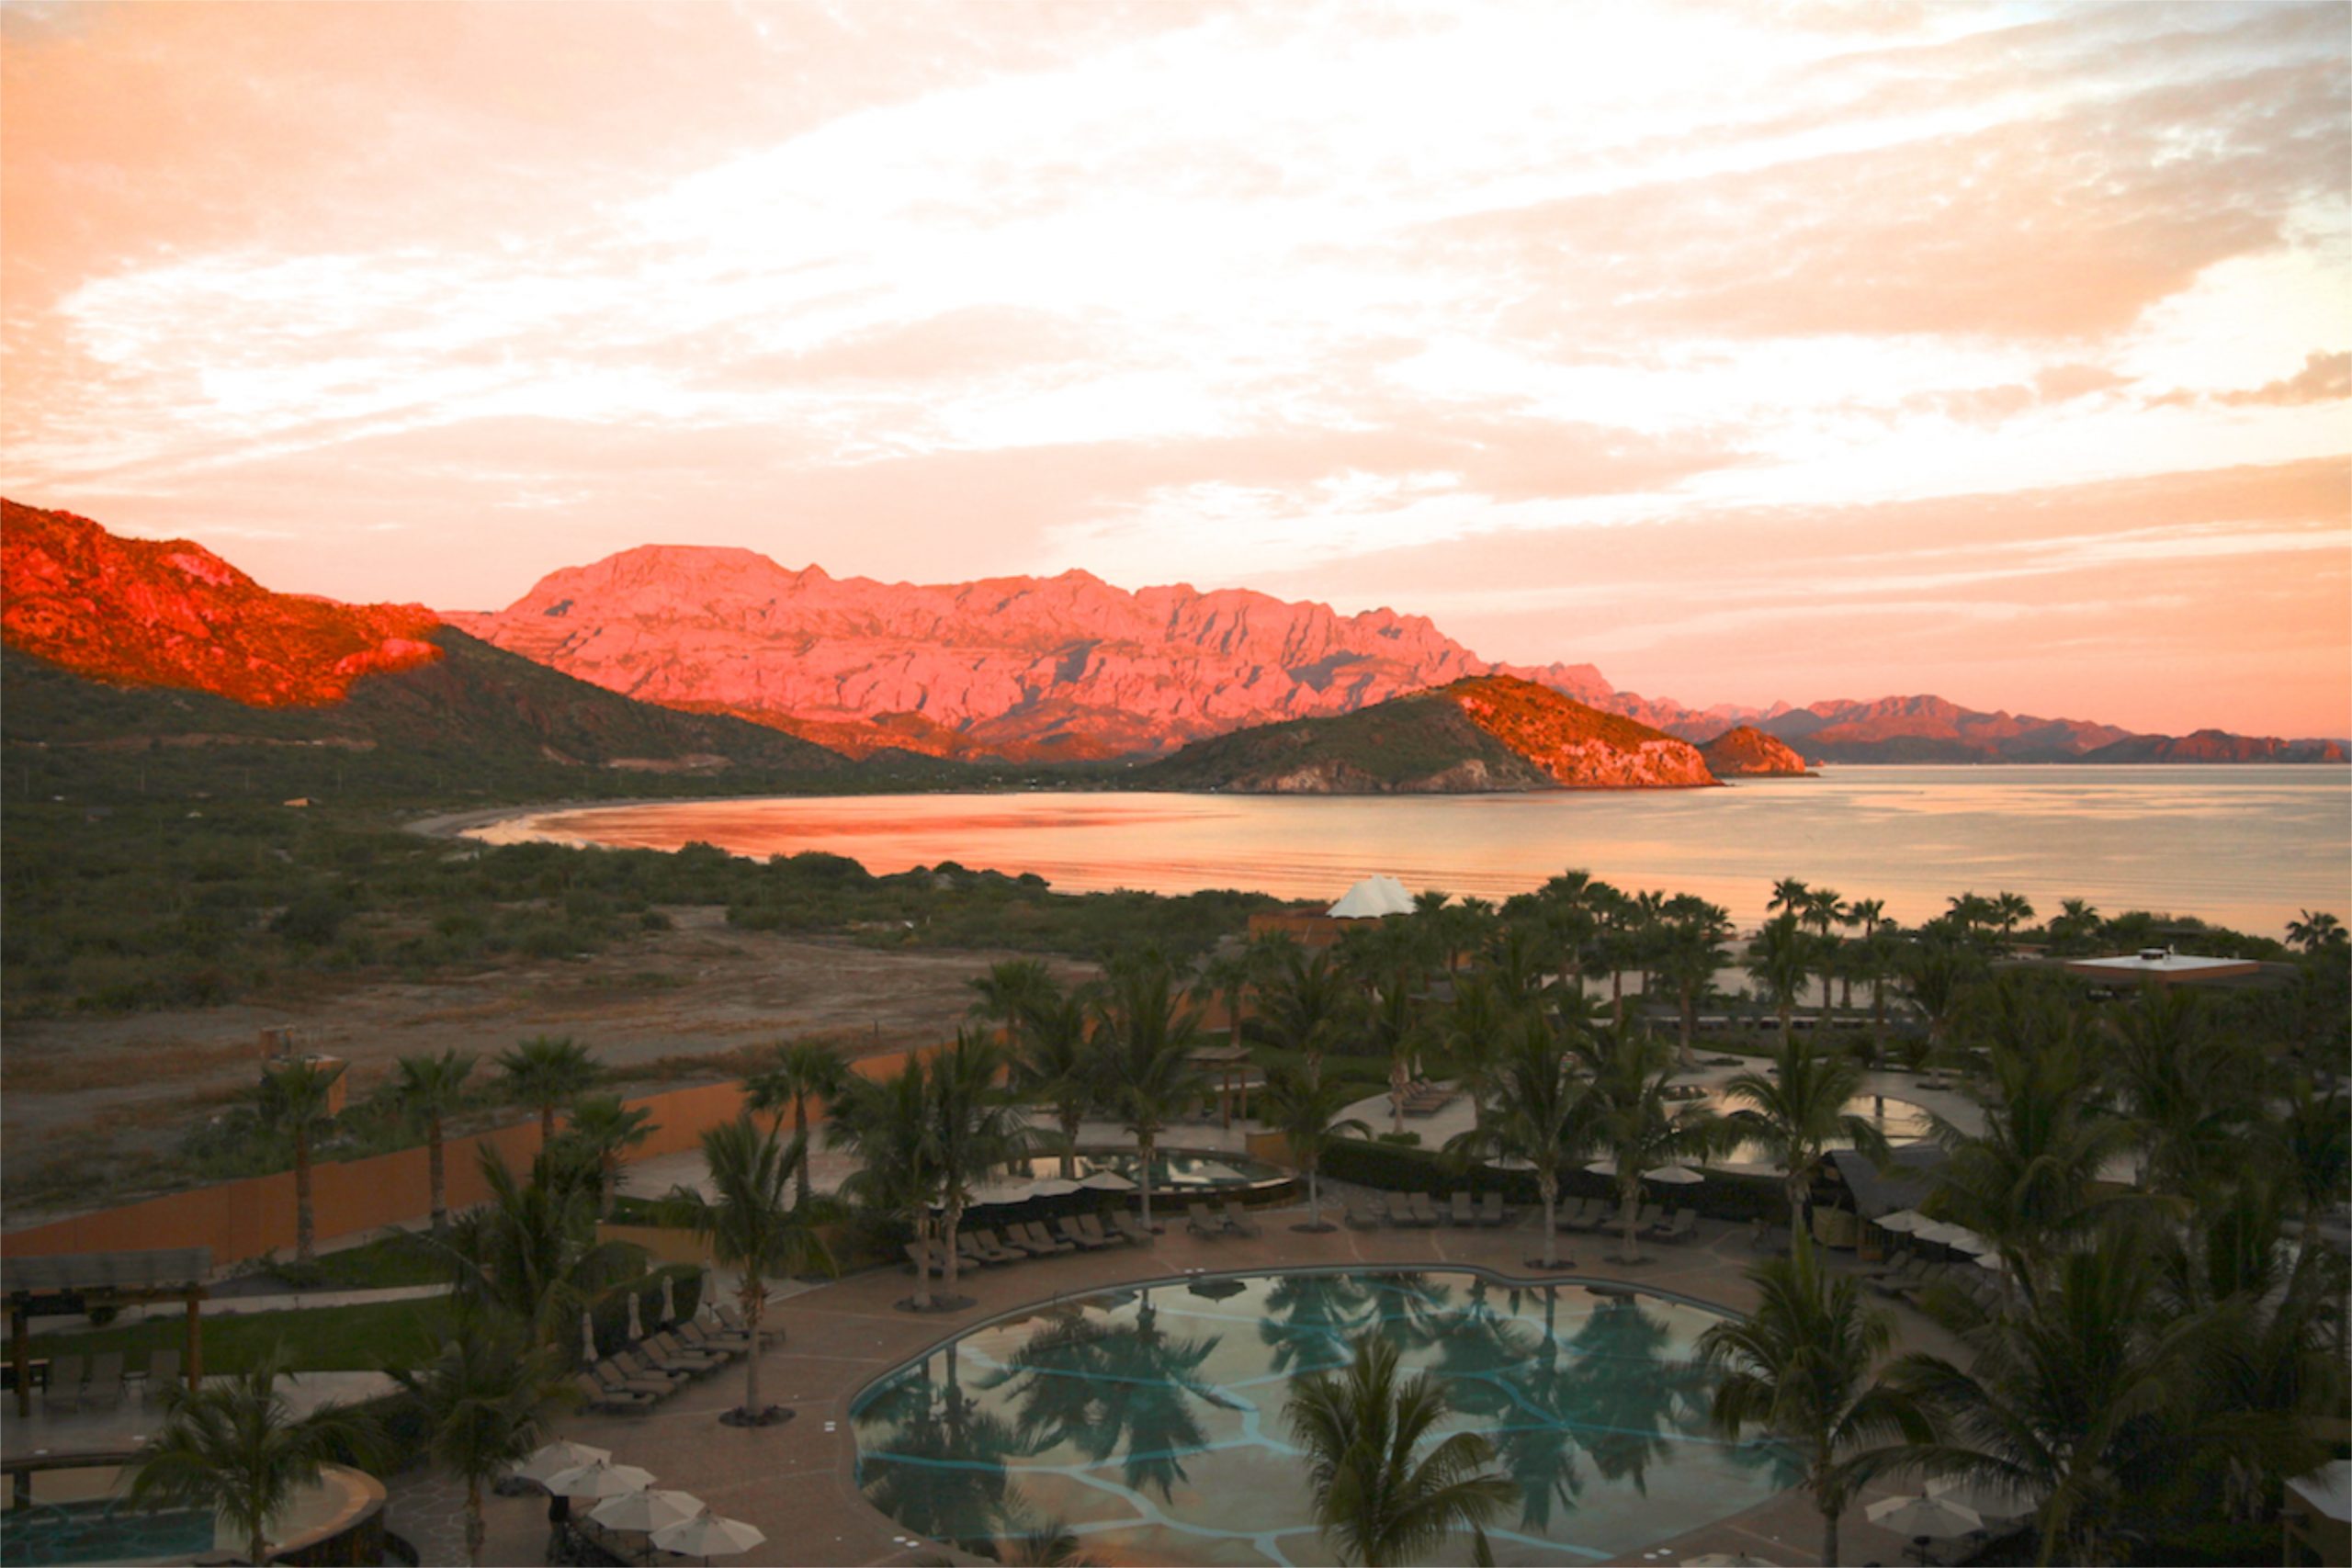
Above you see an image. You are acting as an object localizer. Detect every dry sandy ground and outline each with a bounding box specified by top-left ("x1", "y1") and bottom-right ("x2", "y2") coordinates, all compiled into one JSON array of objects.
[{"x1": 2, "y1": 904, "x2": 1098, "y2": 1224}]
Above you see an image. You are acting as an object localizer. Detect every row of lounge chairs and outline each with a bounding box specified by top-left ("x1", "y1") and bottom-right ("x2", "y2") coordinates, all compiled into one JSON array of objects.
[
  {"x1": 1397, "y1": 1081, "x2": 1460, "y2": 1119},
  {"x1": 1551, "y1": 1199, "x2": 1702, "y2": 1243},
  {"x1": 1343, "y1": 1191, "x2": 1512, "y2": 1229},
  {"x1": 906, "y1": 1213, "x2": 1151, "y2": 1276},
  {"x1": 1866, "y1": 1252, "x2": 2004, "y2": 1311},
  {"x1": 1186, "y1": 1201, "x2": 1261, "y2": 1239},
  {"x1": 574, "y1": 1314, "x2": 756, "y2": 1415},
  {"x1": 39, "y1": 1348, "x2": 180, "y2": 1413}
]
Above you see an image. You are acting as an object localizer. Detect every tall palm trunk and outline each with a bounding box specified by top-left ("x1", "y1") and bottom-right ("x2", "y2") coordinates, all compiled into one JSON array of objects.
[
  {"x1": 1779, "y1": 1000, "x2": 1793, "y2": 1050},
  {"x1": 1619, "y1": 1175, "x2": 1642, "y2": 1261},
  {"x1": 942, "y1": 1198, "x2": 964, "y2": 1297},
  {"x1": 910, "y1": 1213, "x2": 933, "y2": 1310},
  {"x1": 1059, "y1": 1107, "x2": 1081, "y2": 1181},
  {"x1": 1137, "y1": 1129, "x2": 1157, "y2": 1233},
  {"x1": 1820, "y1": 1498, "x2": 1838, "y2": 1568},
  {"x1": 793, "y1": 1097, "x2": 813, "y2": 1208},
  {"x1": 465, "y1": 1476, "x2": 487, "y2": 1567},
  {"x1": 740, "y1": 1280, "x2": 765, "y2": 1419},
  {"x1": 427, "y1": 1115, "x2": 448, "y2": 1234},
  {"x1": 294, "y1": 1126, "x2": 316, "y2": 1264},
  {"x1": 540, "y1": 1104, "x2": 557, "y2": 1145},
  {"x1": 1537, "y1": 1171, "x2": 1559, "y2": 1269},
  {"x1": 1678, "y1": 986, "x2": 1698, "y2": 1071},
  {"x1": 1389, "y1": 1054, "x2": 1408, "y2": 1135},
  {"x1": 1305, "y1": 1164, "x2": 1321, "y2": 1227}
]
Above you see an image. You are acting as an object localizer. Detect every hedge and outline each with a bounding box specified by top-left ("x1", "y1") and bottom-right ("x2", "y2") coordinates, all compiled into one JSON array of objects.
[{"x1": 1319, "y1": 1138, "x2": 1792, "y2": 1225}]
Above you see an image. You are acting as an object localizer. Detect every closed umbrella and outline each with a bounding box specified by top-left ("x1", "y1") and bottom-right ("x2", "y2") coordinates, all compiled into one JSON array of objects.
[
  {"x1": 545, "y1": 1459, "x2": 657, "y2": 1501},
  {"x1": 513, "y1": 1440, "x2": 612, "y2": 1487},
  {"x1": 650, "y1": 1507, "x2": 767, "y2": 1562},
  {"x1": 626, "y1": 1291, "x2": 644, "y2": 1342},
  {"x1": 1866, "y1": 1491, "x2": 1984, "y2": 1539},
  {"x1": 589, "y1": 1488, "x2": 702, "y2": 1534},
  {"x1": 581, "y1": 1310, "x2": 597, "y2": 1366},
  {"x1": 661, "y1": 1274, "x2": 677, "y2": 1325}
]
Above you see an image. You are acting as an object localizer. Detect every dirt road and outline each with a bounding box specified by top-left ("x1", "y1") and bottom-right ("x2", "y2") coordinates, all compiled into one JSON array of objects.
[{"x1": 2, "y1": 905, "x2": 1098, "y2": 1223}]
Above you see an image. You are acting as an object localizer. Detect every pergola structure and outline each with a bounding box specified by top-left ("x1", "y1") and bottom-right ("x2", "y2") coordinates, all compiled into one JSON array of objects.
[
  {"x1": 4, "y1": 1247, "x2": 211, "y2": 1416},
  {"x1": 1190, "y1": 1045, "x2": 1259, "y2": 1129}
]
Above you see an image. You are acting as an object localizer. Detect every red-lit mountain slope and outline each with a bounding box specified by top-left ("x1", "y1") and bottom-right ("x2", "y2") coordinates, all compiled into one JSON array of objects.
[
  {"x1": 447, "y1": 544, "x2": 1620, "y2": 761},
  {"x1": 2, "y1": 500, "x2": 442, "y2": 705},
  {"x1": 1699, "y1": 724, "x2": 1812, "y2": 776},
  {"x1": 1138, "y1": 674, "x2": 1717, "y2": 792}
]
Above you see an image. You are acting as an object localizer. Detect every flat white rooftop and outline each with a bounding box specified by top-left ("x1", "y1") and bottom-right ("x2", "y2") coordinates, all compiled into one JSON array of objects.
[{"x1": 2064, "y1": 953, "x2": 2261, "y2": 981}]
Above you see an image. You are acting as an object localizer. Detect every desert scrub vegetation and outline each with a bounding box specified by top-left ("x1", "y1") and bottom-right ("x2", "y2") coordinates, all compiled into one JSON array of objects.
[{"x1": 0, "y1": 802, "x2": 1275, "y2": 1019}]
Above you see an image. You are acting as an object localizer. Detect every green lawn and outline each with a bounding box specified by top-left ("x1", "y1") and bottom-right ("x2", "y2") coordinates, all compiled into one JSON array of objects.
[
  {"x1": 20, "y1": 1297, "x2": 453, "y2": 1375},
  {"x1": 276, "y1": 1232, "x2": 448, "y2": 1291}
]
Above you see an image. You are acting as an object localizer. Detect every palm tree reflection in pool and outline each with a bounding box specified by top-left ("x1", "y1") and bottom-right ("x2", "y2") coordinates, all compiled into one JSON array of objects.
[
  {"x1": 857, "y1": 1348, "x2": 1028, "y2": 1546},
  {"x1": 1258, "y1": 1270, "x2": 1377, "y2": 1378},
  {"x1": 978, "y1": 1289, "x2": 1241, "y2": 1503}
]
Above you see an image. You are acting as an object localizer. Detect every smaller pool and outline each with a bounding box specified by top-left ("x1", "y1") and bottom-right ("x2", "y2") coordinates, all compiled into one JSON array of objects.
[
  {"x1": 1015, "y1": 1148, "x2": 1291, "y2": 1193},
  {"x1": 1686, "y1": 1090, "x2": 1932, "y2": 1170}
]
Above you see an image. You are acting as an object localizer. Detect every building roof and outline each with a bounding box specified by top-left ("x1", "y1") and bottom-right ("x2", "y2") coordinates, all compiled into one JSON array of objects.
[
  {"x1": 3, "y1": 1247, "x2": 213, "y2": 1298},
  {"x1": 1328, "y1": 874, "x2": 1416, "y2": 919},
  {"x1": 2289, "y1": 1461, "x2": 2352, "y2": 1523},
  {"x1": 1828, "y1": 1145, "x2": 1947, "y2": 1218}
]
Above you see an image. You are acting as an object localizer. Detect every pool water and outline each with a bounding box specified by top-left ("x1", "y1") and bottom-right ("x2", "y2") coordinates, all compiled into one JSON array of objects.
[
  {"x1": 0, "y1": 1498, "x2": 217, "y2": 1565},
  {"x1": 852, "y1": 1269, "x2": 1798, "y2": 1566},
  {"x1": 1013, "y1": 1150, "x2": 1290, "y2": 1191},
  {"x1": 1697, "y1": 1090, "x2": 1933, "y2": 1171}
]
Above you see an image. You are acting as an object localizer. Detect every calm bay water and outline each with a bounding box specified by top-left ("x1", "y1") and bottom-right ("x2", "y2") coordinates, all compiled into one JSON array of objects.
[{"x1": 469, "y1": 765, "x2": 2351, "y2": 937}]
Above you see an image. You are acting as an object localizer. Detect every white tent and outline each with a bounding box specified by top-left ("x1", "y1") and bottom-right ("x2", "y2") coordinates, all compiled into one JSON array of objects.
[{"x1": 1328, "y1": 875, "x2": 1417, "y2": 919}]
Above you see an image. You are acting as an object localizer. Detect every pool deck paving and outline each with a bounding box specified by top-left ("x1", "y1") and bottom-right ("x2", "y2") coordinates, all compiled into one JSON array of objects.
[{"x1": 416, "y1": 1191, "x2": 1974, "y2": 1568}]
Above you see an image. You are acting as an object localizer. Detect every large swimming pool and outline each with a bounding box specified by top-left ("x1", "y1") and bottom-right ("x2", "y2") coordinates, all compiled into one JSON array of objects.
[{"x1": 851, "y1": 1269, "x2": 1797, "y2": 1566}]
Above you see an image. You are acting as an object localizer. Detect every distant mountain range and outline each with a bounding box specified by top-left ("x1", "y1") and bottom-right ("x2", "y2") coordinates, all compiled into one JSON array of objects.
[
  {"x1": 1140, "y1": 675, "x2": 1719, "y2": 793},
  {"x1": 3, "y1": 501, "x2": 2343, "y2": 772}
]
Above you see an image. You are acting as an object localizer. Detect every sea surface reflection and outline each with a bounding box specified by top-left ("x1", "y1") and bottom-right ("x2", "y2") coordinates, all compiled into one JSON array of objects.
[{"x1": 469, "y1": 765, "x2": 2351, "y2": 933}]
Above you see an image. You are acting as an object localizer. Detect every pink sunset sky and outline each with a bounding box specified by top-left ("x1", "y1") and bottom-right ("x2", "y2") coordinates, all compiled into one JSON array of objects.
[{"x1": 4, "y1": 1, "x2": 2346, "y2": 736}]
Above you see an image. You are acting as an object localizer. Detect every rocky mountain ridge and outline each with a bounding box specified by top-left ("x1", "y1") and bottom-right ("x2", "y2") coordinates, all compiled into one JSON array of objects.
[{"x1": 1699, "y1": 724, "x2": 1813, "y2": 776}]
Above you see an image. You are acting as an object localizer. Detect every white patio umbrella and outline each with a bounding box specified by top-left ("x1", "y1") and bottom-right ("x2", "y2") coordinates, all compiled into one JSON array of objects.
[
  {"x1": 1927, "y1": 1473, "x2": 2039, "y2": 1523},
  {"x1": 1874, "y1": 1209, "x2": 1930, "y2": 1233},
  {"x1": 511, "y1": 1440, "x2": 611, "y2": 1486},
  {"x1": 650, "y1": 1506, "x2": 767, "y2": 1562},
  {"x1": 1973, "y1": 1250, "x2": 2010, "y2": 1272},
  {"x1": 965, "y1": 1178, "x2": 1035, "y2": 1207},
  {"x1": 1080, "y1": 1170, "x2": 1136, "y2": 1191},
  {"x1": 1645, "y1": 1164, "x2": 1705, "y2": 1185},
  {"x1": 589, "y1": 1488, "x2": 703, "y2": 1534},
  {"x1": 1911, "y1": 1221, "x2": 1975, "y2": 1249},
  {"x1": 1866, "y1": 1491, "x2": 1984, "y2": 1539},
  {"x1": 1027, "y1": 1178, "x2": 1085, "y2": 1198},
  {"x1": 1944, "y1": 1226, "x2": 1994, "y2": 1254},
  {"x1": 545, "y1": 1459, "x2": 657, "y2": 1501}
]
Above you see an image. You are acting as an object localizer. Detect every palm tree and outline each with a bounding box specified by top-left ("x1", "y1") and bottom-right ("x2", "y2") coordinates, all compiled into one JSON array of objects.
[
  {"x1": 1803, "y1": 886, "x2": 1847, "y2": 1011},
  {"x1": 2046, "y1": 897, "x2": 2099, "y2": 956},
  {"x1": 830, "y1": 1059, "x2": 943, "y2": 1309},
  {"x1": 1259, "y1": 1065, "x2": 1370, "y2": 1231},
  {"x1": 1437, "y1": 972, "x2": 1517, "y2": 1138},
  {"x1": 2286, "y1": 908, "x2": 2346, "y2": 952},
  {"x1": 928, "y1": 1027, "x2": 1033, "y2": 1302},
  {"x1": 392, "y1": 1050, "x2": 475, "y2": 1235},
  {"x1": 1990, "y1": 891, "x2": 2035, "y2": 951},
  {"x1": 662, "y1": 1116, "x2": 834, "y2": 1422},
  {"x1": 1259, "y1": 944, "x2": 1358, "y2": 1088},
  {"x1": 259, "y1": 1057, "x2": 345, "y2": 1264},
  {"x1": 497, "y1": 1034, "x2": 599, "y2": 1145},
  {"x1": 1721, "y1": 1036, "x2": 1890, "y2": 1241},
  {"x1": 128, "y1": 1343, "x2": 379, "y2": 1567},
  {"x1": 1696, "y1": 1239, "x2": 1928, "y2": 1568},
  {"x1": 1091, "y1": 954, "x2": 1205, "y2": 1235},
  {"x1": 557, "y1": 1094, "x2": 656, "y2": 1213},
  {"x1": 1768, "y1": 875, "x2": 1812, "y2": 919},
  {"x1": 2105, "y1": 987, "x2": 2260, "y2": 1207},
  {"x1": 1008, "y1": 990, "x2": 1098, "y2": 1180},
  {"x1": 427, "y1": 1145, "x2": 639, "y2": 1349},
  {"x1": 1746, "y1": 912, "x2": 1815, "y2": 1047},
  {"x1": 1899, "y1": 933, "x2": 1984, "y2": 1052},
  {"x1": 1445, "y1": 1013, "x2": 1589, "y2": 1269},
  {"x1": 1656, "y1": 896, "x2": 1733, "y2": 1067},
  {"x1": 1284, "y1": 1334, "x2": 1512, "y2": 1567},
  {"x1": 967, "y1": 958, "x2": 1060, "y2": 1032},
  {"x1": 746, "y1": 1040, "x2": 848, "y2": 1208},
  {"x1": 2267, "y1": 1076, "x2": 2349, "y2": 1274},
  {"x1": 1195, "y1": 950, "x2": 1258, "y2": 1047},
  {"x1": 1574, "y1": 1027, "x2": 1730, "y2": 1263},
  {"x1": 394, "y1": 1313, "x2": 570, "y2": 1565}
]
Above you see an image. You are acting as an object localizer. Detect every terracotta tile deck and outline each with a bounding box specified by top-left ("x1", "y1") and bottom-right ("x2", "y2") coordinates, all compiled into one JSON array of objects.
[{"x1": 414, "y1": 1199, "x2": 1973, "y2": 1567}]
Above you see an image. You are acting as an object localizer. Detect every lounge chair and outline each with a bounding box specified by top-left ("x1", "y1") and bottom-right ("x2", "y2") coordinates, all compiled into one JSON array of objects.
[
  {"x1": 1408, "y1": 1191, "x2": 1440, "y2": 1226},
  {"x1": 593, "y1": 1359, "x2": 677, "y2": 1399},
  {"x1": 43, "y1": 1353, "x2": 84, "y2": 1414},
  {"x1": 1020, "y1": 1221, "x2": 1075, "y2": 1256},
  {"x1": 648, "y1": 1332, "x2": 724, "y2": 1374},
  {"x1": 1478, "y1": 1192, "x2": 1508, "y2": 1228},
  {"x1": 1110, "y1": 1211, "x2": 1154, "y2": 1245},
  {"x1": 904, "y1": 1240, "x2": 941, "y2": 1275},
  {"x1": 1057, "y1": 1216, "x2": 1113, "y2": 1251},
  {"x1": 1187, "y1": 1203, "x2": 1226, "y2": 1239},
  {"x1": 144, "y1": 1348, "x2": 181, "y2": 1404},
  {"x1": 714, "y1": 1302, "x2": 783, "y2": 1348},
  {"x1": 978, "y1": 1227, "x2": 1028, "y2": 1262},
  {"x1": 574, "y1": 1372, "x2": 656, "y2": 1414},
  {"x1": 1219, "y1": 1200, "x2": 1261, "y2": 1237},
  {"x1": 956, "y1": 1232, "x2": 1006, "y2": 1269},
  {"x1": 676, "y1": 1321, "x2": 748, "y2": 1359},
  {"x1": 1652, "y1": 1210, "x2": 1698, "y2": 1245},
  {"x1": 615, "y1": 1349, "x2": 689, "y2": 1391},
  {"x1": 85, "y1": 1350, "x2": 126, "y2": 1410},
  {"x1": 1343, "y1": 1194, "x2": 1383, "y2": 1230},
  {"x1": 1451, "y1": 1191, "x2": 1476, "y2": 1226},
  {"x1": 1076, "y1": 1213, "x2": 1123, "y2": 1248},
  {"x1": 1556, "y1": 1197, "x2": 1599, "y2": 1231}
]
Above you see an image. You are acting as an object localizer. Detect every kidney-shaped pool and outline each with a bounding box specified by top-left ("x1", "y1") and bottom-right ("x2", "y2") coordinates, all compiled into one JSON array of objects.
[{"x1": 852, "y1": 1269, "x2": 1797, "y2": 1565}]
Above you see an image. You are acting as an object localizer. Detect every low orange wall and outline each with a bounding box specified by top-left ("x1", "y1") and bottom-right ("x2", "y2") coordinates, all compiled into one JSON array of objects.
[{"x1": 2, "y1": 1042, "x2": 949, "y2": 1269}]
